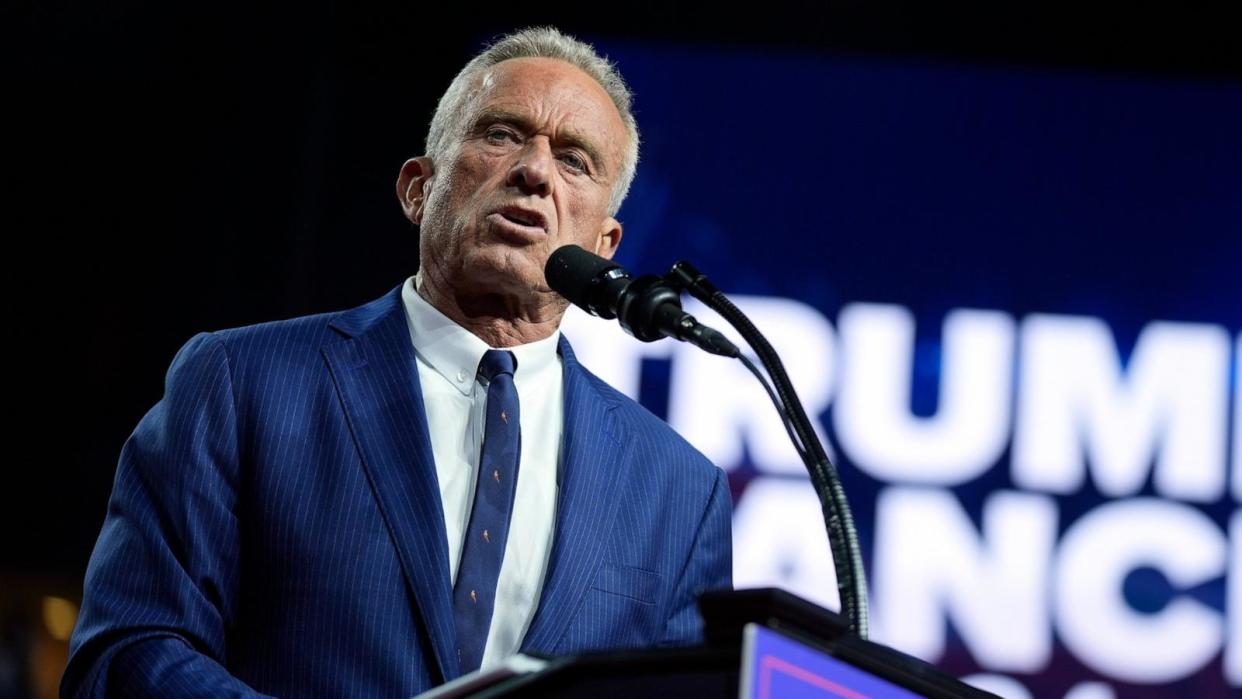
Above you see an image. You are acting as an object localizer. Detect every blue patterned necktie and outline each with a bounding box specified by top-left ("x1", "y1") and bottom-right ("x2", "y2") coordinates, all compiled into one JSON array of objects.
[{"x1": 453, "y1": 349, "x2": 521, "y2": 674}]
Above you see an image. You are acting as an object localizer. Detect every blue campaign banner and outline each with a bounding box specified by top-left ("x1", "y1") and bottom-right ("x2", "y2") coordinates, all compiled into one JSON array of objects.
[
  {"x1": 561, "y1": 39, "x2": 1242, "y2": 698},
  {"x1": 742, "y1": 624, "x2": 922, "y2": 699}
]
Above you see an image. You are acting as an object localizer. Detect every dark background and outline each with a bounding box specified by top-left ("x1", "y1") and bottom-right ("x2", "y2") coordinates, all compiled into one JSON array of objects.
[{"x1": 3, "y1": 2, "x2": 1240, "y2": 696}]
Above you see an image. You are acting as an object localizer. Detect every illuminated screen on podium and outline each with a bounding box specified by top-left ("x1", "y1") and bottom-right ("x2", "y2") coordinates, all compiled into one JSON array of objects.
[{"x1": 742, "y1": 624, "x2": 922, "y2": 699}]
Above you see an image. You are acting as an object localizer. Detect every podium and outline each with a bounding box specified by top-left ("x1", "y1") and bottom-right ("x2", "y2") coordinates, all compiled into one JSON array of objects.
[{"x1": 422, "y1": 588, "x2": 996, "y2": 698}]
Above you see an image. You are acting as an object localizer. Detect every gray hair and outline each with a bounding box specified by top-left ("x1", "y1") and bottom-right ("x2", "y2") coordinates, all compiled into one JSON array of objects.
[{"x1": 424, "y1": 27, "x2": 640, "y2": 216}]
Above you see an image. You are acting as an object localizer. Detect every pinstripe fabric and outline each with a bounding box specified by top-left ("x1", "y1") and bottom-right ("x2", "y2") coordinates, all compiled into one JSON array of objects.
[{"x1": 62, "y1": 283, "x2": 732, "y2": 698}]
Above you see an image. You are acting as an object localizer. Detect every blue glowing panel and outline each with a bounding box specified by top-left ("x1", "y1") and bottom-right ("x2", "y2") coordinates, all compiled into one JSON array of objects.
[{"x1": 742, "y1": 624, "x2": 922, "y2": 699}]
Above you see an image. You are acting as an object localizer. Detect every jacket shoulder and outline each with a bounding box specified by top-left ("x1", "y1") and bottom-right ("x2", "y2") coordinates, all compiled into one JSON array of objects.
[
  {"x1": 210, "y1": 308, "x2": 344, "y2": 356},
  {"x1": 192, "y1": 284, "x2": 403, "y2": 368}
]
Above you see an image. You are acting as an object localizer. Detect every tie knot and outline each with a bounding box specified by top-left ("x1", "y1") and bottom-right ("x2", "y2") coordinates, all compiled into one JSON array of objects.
[{"x1": 478, "y1": 349, "x2": 517, "y2": 381}]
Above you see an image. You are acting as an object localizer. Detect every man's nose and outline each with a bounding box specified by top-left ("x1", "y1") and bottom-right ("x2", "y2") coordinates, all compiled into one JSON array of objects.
[{"x1": 506, "y1": 138, "x2": 553, "y2": 197}]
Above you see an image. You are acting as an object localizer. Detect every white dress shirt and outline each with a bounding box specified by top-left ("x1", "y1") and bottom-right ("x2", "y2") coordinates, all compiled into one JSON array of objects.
[{"x1": 400, "y1": 276, "x2": 561, "y2": 670}]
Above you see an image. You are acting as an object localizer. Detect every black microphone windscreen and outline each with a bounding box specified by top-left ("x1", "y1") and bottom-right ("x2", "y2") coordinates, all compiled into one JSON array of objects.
[{"x1": 544, "y1": 245, "x2": 621, "y2": 306}]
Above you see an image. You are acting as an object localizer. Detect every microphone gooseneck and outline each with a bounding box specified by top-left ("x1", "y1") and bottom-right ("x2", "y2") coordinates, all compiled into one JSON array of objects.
[{"x1": 545, "y1": 245, "x2": 869, "y2": 638}]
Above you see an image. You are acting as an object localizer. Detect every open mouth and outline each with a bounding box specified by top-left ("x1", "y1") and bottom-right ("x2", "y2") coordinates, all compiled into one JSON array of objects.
[{"x1": 496, "y1": 206, "x2": 547, "y2": 231}]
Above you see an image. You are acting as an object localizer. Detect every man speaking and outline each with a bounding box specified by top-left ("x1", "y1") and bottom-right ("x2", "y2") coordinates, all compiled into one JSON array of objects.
[{"x1": 62, "y1": 26, "x2": 732, "y2": 698}]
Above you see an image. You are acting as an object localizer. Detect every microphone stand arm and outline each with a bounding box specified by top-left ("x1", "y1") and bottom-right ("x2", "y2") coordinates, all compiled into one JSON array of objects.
[{"x1": 666, "y1": 261, "x2": 870, "y2": 638}]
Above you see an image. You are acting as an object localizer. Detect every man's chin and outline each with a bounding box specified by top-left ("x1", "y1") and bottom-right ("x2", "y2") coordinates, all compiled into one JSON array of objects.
[{"x1": 458, "y1": 250, "x2": 545, "y2": 299}]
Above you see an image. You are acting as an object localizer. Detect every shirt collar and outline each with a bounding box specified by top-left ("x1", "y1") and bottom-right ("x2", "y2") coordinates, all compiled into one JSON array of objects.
[{"x1": 401, "y1": 275, "x2": 562, "y2": 396}]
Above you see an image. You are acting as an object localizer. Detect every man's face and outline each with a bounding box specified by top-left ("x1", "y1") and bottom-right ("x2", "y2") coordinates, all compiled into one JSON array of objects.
[{"x1": 402, "y1": 57, "x2": 627, "y2": 306}]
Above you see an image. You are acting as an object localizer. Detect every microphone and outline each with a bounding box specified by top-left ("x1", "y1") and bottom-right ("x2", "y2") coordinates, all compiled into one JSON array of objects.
[{"x1": 545, "y1": 245, "x2": 739, "y2": 358}]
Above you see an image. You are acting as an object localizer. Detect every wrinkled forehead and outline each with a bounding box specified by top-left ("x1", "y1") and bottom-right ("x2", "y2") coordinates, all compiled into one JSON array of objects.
[
  {"x1": 472, "y1": 56, "x2": 617, "y2": 113},
  {"x1": 461, "y1": 58, "x2": 629, "y2": 166}
]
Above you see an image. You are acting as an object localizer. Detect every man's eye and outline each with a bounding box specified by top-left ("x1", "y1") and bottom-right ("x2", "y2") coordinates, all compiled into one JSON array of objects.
[
  {"x1": 559, "y1": 152, "x2": 587, "y2": 172},
  {"x1": 485, "y1": 128, "x2": 519, "y2": 144}
]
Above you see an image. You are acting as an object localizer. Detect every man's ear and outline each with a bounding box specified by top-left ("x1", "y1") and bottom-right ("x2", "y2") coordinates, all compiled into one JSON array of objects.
[
  {"x1": 396, "y1": 156, "x2": 435, "y2": 224},
  {"x1": 593, "y1": 217, "x2": 623, "y2": 260}
]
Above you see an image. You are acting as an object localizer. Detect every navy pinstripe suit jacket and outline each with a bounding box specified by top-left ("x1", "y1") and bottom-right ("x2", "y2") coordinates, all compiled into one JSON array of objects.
[{"x1": 62, "y1": 283, "x2": 732, "y2": 697}]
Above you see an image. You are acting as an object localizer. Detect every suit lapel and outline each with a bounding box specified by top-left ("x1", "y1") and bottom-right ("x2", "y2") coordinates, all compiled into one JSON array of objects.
[
  {"x1": 521, "y1": 337, "x2": 632, "y2": 654},
  {"x1": 321, "y1": 285, "x2": 459, "y2": 682}
]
